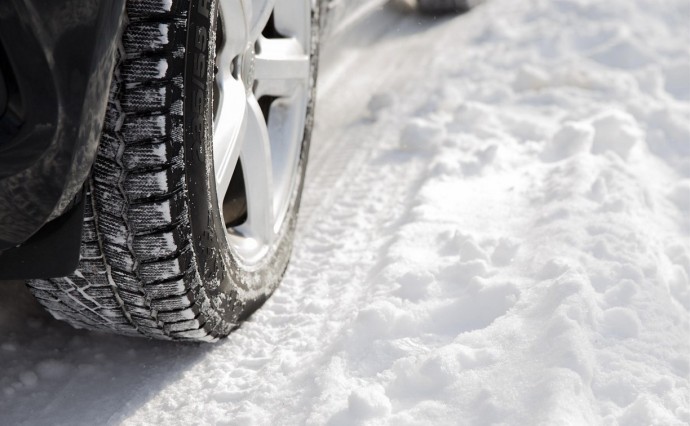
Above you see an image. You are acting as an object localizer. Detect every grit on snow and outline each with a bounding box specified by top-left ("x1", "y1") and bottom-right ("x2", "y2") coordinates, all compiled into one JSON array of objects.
[{"x1": 1, "y1": 0, "x2": 689, "y2": 424}]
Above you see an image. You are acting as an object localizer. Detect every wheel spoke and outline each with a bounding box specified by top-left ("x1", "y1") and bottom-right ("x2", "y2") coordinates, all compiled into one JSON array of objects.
[
  {"x1": 248, "y1": 0, "x2": 277, "y2": 42},
  {"x1": 253, "y1": 37, "x2": 310, "y2": 98},
  {"x1": 265, "y1": 86, "x2": 308, "y2": 224},
  {"x1": 214, "y1": 78, "x2": 247, "y2": 208},
  {"x1": 218, "y1": 0, "x2": 250, "y2": 59},
  {"x1": 239, "y1": 95, "x2": 274, "y2": 242}
]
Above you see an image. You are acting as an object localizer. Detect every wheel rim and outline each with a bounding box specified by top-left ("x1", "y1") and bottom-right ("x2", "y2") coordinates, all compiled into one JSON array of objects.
[{"x1": 213, "y1": 0, "x2": 311, "y2": 266}]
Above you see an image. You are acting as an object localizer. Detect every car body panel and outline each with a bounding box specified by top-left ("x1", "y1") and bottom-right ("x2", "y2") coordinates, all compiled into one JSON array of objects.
[{"x1": 0, "y1": 0, "x2": 125, "y2": 251}]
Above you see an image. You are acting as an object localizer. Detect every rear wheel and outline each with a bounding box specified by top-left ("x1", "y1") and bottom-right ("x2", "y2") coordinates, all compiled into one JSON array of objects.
[{"x1": 27, "y1": 0, "x2": 319, "y2": 341}]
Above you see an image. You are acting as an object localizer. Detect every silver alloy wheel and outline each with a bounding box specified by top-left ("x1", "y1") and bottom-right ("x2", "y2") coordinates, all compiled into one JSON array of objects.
[{"x1": 214, "y1": 0, "x2": 311, "y2": 267}]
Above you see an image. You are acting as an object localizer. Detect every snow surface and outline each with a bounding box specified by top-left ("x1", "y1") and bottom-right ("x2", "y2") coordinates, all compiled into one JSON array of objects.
[{"x1": 1, "y1": 0, "x2": 689, "y2": 424}]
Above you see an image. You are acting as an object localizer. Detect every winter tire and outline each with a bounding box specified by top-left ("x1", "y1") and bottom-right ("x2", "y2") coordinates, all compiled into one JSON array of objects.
[{"x1": 27, "y1": 0, "x2": 320, "y2": 342}]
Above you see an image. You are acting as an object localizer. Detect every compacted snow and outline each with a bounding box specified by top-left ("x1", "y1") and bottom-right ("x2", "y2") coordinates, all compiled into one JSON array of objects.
[{"x1": 1, "y1": 0, "x2": 689, "y2": 424}]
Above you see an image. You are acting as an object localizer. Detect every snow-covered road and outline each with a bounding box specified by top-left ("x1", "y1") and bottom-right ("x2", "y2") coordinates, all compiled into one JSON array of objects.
[{"x1": 1, "y1": 0, "x2": 689, "y2": 424}]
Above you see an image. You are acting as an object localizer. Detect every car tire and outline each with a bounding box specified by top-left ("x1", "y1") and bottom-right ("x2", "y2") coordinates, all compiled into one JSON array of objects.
[{"x1": 27, "y1": 0, "x2": 320, "y2": 341}]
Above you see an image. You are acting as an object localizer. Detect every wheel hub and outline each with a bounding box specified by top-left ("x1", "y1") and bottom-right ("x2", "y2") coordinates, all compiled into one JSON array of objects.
[{"x1": 237, "y1": 43, "x2": 256, "y2": 93}]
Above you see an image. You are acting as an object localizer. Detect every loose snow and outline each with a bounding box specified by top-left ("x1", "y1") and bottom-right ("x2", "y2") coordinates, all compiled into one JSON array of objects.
[{"x1": 1, "y1": 0, "x2": 688, "y2": 424}]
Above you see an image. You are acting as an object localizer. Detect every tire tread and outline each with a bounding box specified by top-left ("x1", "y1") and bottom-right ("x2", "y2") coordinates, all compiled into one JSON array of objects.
[{"x1": 27, "y1": 0, "x2": 216, "y2": 341}]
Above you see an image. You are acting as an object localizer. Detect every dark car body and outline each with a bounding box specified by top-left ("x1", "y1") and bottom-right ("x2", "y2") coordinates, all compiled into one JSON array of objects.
[{"x1": 0, "y1": 0, "x2": 125, "y2": 278}]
